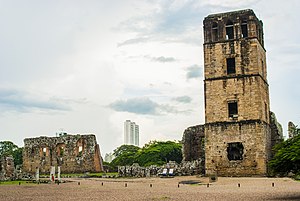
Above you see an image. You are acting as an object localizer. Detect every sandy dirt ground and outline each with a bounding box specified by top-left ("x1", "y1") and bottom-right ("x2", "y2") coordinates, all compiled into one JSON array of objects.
[{"x1": 0, "y1": 176, "x2": 300, "y2": 200}]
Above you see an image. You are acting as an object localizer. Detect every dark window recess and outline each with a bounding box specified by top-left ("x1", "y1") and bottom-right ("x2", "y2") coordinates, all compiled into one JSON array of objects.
[
  {"x1": 212, "y1": 22, "x2": 218, "y2": 41},
  {"x1": 241, "y1": 21, "x2": 248, "y2": 38},
  {"x1": 227, "y1": 142, "x2": 244, "y2": 161},
  {"x1": 226, "y1": 58, "x2": 236, "y2": 74},
  {"x1": 228, "y1": 102, "x2": 238, "y2": 118},
  {"x1": 226, "y1": 20, "x2": 234, "y2": 39}
]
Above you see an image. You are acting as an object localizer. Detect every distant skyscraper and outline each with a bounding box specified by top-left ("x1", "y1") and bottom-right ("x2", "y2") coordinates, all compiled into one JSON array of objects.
[{"x1": 124, "y1": 120, "x2": 139, "y2": 146}]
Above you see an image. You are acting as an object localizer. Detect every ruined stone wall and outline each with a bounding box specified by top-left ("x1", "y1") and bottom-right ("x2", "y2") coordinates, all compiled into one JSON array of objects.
[
  {"x1": 0, "y1": 156, "x2": 15, "y2": 181},
  {"x1": 270, "y1": 112, "x2": 283, "y2": 152},
  {"x1": 23, "y1": 134, "x2": 103, "y2": 174},
  {"x1": 181, "y1": 125, "x2": 205, "y2": 162},
  {"x1": 288, "y1": 121, "x2": 299, "y2": 138}
]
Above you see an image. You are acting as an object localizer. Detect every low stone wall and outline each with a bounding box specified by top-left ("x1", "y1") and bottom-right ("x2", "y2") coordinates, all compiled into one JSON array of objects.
[{"x1": 118, "y1": 160, "x2": 203, "y2": 177}]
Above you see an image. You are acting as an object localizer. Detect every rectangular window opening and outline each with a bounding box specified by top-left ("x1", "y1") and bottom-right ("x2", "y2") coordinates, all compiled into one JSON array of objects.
[
  {"x1": 226, "y1": 58, "x2": 236, "y2": 74},
  {"x1": 241, "y1": 24, "x2": 248, "y2": 38},
  {"x1": 227, "y1": 142, "x2": 244, "y2": 161},
  {"x1": 212, "y1": 28, "x2": 218, "y2": 41},
  {"x1": 226, "y1": 26, "x2": 234, "y2": 39},
  {"x1": 228, "y1": 102, "x2": 238, "y2": 118}
]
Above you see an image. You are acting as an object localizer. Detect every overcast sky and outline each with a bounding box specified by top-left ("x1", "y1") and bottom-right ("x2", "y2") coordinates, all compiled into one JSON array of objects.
[{"x1": 0, "y1": 0, "x2": 299, "y2": 156}]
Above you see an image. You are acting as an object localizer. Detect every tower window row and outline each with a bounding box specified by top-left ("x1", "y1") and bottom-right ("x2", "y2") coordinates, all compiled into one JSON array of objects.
[{"x1": 211, "y1": 20, "x2": 248, "y2": 42}]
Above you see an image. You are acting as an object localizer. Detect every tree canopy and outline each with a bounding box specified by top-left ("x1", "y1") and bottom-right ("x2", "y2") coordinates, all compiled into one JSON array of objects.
[
  {"x1": 110, "y1": 144, "x2": 140, "y2": 168},
  {"x1": 269, "y1": 134, "x2": 300, "y2": 176},
  {"x1": 0, "y1": 141, "x2": 23, "y2": 167},
  {"x1": 136, "y1": 141, "x2": 182, "y2": 166},
  {"x1": 109, "y1": 141, "x2": 182, "y2": 168}
]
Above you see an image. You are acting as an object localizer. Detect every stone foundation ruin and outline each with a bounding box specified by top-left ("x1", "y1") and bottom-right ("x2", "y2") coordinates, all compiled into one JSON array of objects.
[
  {"x1": 118, "y1": 160, "x2": 203, "y2": 177},
  {"x1": 23, "y1": 134, "x2": 103, "y2": 174}
]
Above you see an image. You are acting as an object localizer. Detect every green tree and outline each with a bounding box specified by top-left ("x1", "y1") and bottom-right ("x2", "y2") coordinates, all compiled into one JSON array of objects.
[
  {"x1": 0, "y1": 141, "x2": 18, "y2": 156},
  {"x1": 12, "y1": 147, "x2": 23, "y2": 167},
  {"x1": 109, "y1": 141, "x2": 183, "y2": 169},
  {"x1": 0, "y1": 141, "x2": 23, "y2": 167},
  {"x1": 136, "y1": 141, "x2": 182, "y2": 166},
  {"x1": 110, "y1": 145, "x2": 140, "y2": 168},
  {"x1": 269, "y1": 134, "x2": 300, "y2": 176}
]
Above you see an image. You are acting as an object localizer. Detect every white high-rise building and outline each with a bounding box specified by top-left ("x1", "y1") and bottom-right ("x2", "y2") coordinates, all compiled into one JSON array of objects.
[{"x1": 124, "y1": 120, "x2": 139, "y2": 146}]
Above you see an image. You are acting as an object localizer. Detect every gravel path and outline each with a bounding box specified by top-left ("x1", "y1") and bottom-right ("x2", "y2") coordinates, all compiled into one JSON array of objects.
[{"x1": 0, "y1": 176, "x2": 300, "y2": 200}]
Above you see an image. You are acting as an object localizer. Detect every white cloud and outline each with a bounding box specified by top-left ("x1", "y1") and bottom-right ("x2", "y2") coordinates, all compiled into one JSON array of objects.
[
  {"x1": 0, "y1": 88, "x2": 72, "y2": 113},
  {"x1": 186, "y1": 64, "x2": 202, "y2": 80},
  {"x1": 0, "y1": 0, "x2": 299, "y2": 155}
]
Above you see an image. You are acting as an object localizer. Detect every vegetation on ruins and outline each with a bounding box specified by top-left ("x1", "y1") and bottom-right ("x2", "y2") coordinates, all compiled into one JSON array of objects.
[
  {"x1": 0, "y1": 141, "x2": 23, "y2": 167},
  {"x1": 109, "y1": 141, "x2": 182, "y2": 169},
  {"x1": 269, "y1": 134, "x2": 300, "y2": 176}
]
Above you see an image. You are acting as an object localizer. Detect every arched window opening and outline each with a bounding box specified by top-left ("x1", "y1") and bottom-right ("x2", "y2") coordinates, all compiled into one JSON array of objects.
[
  {"x1": 212, "y1": 22, "x2": 218, "y2": 41},
  {"x1": 76, "y1": 138, "x2": 85, "y2": 157},
  {"x1": 78, "y1": 146, "x2": 83, "y2": 157},
  {"x1": 241, "y1": 20, "x2": 248, "y2": 38},
  {"x1": 226, "y1": 20, "x2": 234, "y2": 39},
  {"x1": 56, "y1": 143, "x2": 66, "y2": 157},
  {"x1": 40, "y1": 147, "x2": 47, "y2": 157}
]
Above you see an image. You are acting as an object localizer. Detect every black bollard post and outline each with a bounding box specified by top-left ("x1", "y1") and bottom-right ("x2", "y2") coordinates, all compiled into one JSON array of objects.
[
  {"x1": 150, "y1": 184, "x2": 152, "y2": 188},
  {"x1": 272, "y1": 182, "x2": 275, "y2": 187},
  {"x1": 78, "y1": 182, "x2": 80, "y2": 185},
  {"x1": 207, "y1": 183, "x2": 209, "y2": 188},
  {"x1": 125, "y1": 183, "x2": 127, "y2": 187},
  {"x1": 19, "y1": 182, "x2": 21, "y2": 185},
  {"x1": 238, "y1": 183, "x2": 240, "y2": 187},
  {"x1": 102, "y1": 182, "x2": 103, "y2": 186},
  {"x1": 178, "y1": 183, "x2": 180, "y2": 188}
]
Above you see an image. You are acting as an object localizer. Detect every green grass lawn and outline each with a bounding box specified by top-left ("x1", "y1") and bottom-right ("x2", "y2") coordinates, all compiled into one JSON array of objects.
[
  {"x1": 0, "y1": 180, "x2": 35, "y2": 185},
  {"x1": 39, "y1": 172, "x2": 118, "y2": 178}
]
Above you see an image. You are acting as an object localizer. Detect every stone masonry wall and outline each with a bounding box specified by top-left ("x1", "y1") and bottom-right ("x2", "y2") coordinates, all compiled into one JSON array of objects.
[
  {"x1": 204, "y1": 37, "x2": 270, "y2": 125},
  {"x1": 23, "y1": 134, "x2": 103, "y2": 174},
  {"x1": 270, "y1": 111, "x2": 283, "y2": 153},
  {"x1": 205, "y1": 121, "x2": 271, "y2": 176},
  {"x1": 0, "y1": 156, "x2": 15, "y2": 181},
  {"x1": 182, "y1": 125, "x2": 205, "y2": 162}
]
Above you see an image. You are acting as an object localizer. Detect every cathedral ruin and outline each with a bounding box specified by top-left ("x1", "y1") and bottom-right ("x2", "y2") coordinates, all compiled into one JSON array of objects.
[
  {"x1": 23, "y1": 134, "x2": 103, "y2": 174},
  {"x1": 182, "y1": 9, "x2": 283, "y2": 176}
]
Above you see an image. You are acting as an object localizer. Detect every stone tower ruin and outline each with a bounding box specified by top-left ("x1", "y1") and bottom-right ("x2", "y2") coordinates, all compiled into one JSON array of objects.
[{"x1": 203, "y1": 9, "x2": 271, "y2": 176}]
